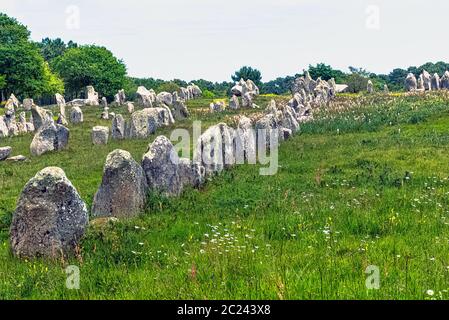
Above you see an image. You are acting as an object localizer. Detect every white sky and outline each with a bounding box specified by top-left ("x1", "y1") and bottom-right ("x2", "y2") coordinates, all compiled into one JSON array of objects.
[{"x1": 1, "y1": 0, "x2": 447, "y2": 82}]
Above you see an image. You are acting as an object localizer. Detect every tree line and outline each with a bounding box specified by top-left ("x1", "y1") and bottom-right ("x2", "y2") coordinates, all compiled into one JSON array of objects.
[{"x1": 1, "y1": 12, "x2": 449, "y2": 105}]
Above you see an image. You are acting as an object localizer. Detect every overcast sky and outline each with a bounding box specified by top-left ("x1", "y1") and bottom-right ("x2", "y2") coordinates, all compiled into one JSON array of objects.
[{"x1": 1, "y1": 0, "x2": 447, "y2": 82}]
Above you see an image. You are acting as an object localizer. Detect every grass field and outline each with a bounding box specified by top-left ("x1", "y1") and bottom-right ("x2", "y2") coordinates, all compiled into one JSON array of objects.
[{"x1": 1, "y1": 93, "x2": 449, "y2": 299}]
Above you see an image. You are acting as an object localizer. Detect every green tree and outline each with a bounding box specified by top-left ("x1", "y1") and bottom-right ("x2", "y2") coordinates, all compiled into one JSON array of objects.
[
  {"x1": 157, "y1": 81, "x2": 180, "y2": 94},
  {"x1": 0, "y1": 13, "x2": 63, "y2": 99},
  {"x1": 52, "y1": 45, "x2": 127, "y2": 99},
  {"x1": 308, "y1": 63, "x2": 345, "y2": 82},
  {"x1": 37, "y1": 37, "x2": 78, "y2": 62},
  {"x1": 346, "y1": 73, "x2": 368, "y2": 93},
  {"x1": 231, "y1": 66, "x2": 262, "y2": 87}
]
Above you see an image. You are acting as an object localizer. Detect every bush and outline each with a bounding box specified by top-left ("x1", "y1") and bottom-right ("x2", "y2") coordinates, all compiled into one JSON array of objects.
[
  {"x1": 156, "y1": 81, "x2": 180, "y2": 94},
  {"x1": 202, "y1": 89, "x2": 215, "y2": 99}
]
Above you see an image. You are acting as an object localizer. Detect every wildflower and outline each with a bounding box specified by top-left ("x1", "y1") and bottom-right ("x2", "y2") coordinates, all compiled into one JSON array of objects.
[{"x1": 426, "y1": 290, "x2": 435, "y2": 296}]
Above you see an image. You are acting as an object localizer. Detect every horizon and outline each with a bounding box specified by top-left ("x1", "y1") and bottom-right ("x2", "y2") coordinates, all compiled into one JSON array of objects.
[{"x1": 1, "y1": 0, "x2": 449, "y2": 82}]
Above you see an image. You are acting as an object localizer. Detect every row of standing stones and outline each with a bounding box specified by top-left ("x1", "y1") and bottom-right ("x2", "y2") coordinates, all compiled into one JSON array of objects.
[
  {"x1": 405, "y1": 70, "x2": 449, "y2": 92},
  {"x1": 5, "y1": 74, "x2": 336, "y2": 260}
]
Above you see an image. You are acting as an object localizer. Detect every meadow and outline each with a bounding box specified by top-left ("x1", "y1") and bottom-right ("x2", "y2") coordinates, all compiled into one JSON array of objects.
[{"x1": 1, "y1": 92, "x2": 449, "y2": 299}]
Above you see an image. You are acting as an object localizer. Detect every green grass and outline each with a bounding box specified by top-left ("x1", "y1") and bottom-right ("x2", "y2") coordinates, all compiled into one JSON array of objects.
[{"x1": 1, "y1": 93, "x2": 449, "y2": 299}]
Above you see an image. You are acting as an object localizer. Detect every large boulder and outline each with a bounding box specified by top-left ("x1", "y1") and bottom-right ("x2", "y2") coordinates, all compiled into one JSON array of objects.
[
  {"x1": 127, "y1": 102, "x2": 135, "y2": 114},
  {"x1": 111, "y1": 114, "x2": 126, "y2": 139},
  {"x1": 405, "y1": 73, "x2": 417, "y2": 92},
  {"x1": 55, "y1": 93, "x2": 66, "y2": 109},
  {"x1": 85, "y1": 85, "x2": 99, "y2": 106},
  {"x1": 10, "y1": 167, "x2": 89, "y2": 259},
  {"x1": 92, "y1": 150, "x2": 148, "y2": 219},
  {"x1": 0, "y1": 116, "x2": 8, "y2": 138},
  {"x1": 128, "y1": 107, "x2": 173, "y2": 139},
  {"x1": 31, "y1": 105, "x2": 54, "y2": 131},
  {"x1": 156, "y1": 92, "x2": 173, "y2": 106},
  {"x1": 91, "y1": 126, "x2": 109, "y2": 145},
  {"x1": 367, "y1": 80, "x2": 374, "y2": 93},
  {"x1": 432, "y1": 73, "x2": 441, "y2": 90},
  {"x1": 136, "y1": 86, "x2": 153, "y2": 107},
  {"x1": 172, "y1": 99, "x2": 190, "y2": 120},
  {"x1": 142, "y1": 136, "x2": 182, "y2": 197},
  {"x1": 23, "y1": 98, "x2": 34, "y2": 111},
  {"x1": 440, "y1": 71, "x2": 449, "y2": 90},
  {"x1": 0, "y1": 146, "x2": 12, "y2": 161},
  {"x1": 210, "y1": 101, "x2": 226, "y2": 113},
  {"x1": 70, "y1": 106, "x2": 83, "y2": 124},
  {"x1": 229, "y1": 95, "x2": 240, "y2": 110},
  {"x1": 178, "y1": 158, "x2": 205, "y2": 189},
  {"x1": 194, "y1": 123, "x2": 235, "y2": 174},
  {"x1": 30, "y1": 123, "x2": 69, "y2": 156},
  {"x1": 422, "y1": 70, "x2": 432, "y2": 91}
]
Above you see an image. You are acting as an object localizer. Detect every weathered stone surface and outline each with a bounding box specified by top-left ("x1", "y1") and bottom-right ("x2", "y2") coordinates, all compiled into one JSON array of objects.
[
  {"x1": 188, "y1": 84, "x2": 202, "y2": 98},
  {"x1": 128, "y1": 108, "x2": 173, "y2": 139},
  {"x1": 0, "y1": 116, "x2": 8, "y2": 138},
  {"x1": 281, "y1": 105, "x2": 300, "y2": 133},
  {"x1": 111, "y1": 114, "x2": 126, "y2": 139},
  {"x1": 85, "y1": 85, "x2": 99, "y2": 106},
  {"x1": 234, "y1": 116, "x2": 256, "y2": 164},
  {"x1": 422, "y1": 70, "x2": 432, "y2": 91},
  {"x1": 255, "y1": 113, "x2": 281, "y2": 148},
  {"x1": 10, "y1": 167, "x2": 88, "y2": 259},
  {"x1": 6, "y1": 155, "x2": 27, "y2": 162},
  {"x1": 367, "y1": 80, "x2": 374, "y2": 93},
  {"x1": 210, "y1": 101, "x2": 226, "y2": 113},
  {"x1": 0, "y1": 146, "x2": 12, "y2": 161},
  {"x1": 136, "y1": 86, "x2": 153, "y2": 107},
  {"x1": 101, "y1": 97, "x2": 108, "y2": 108},
  {"x1": 31, "y1": 105, "x2": 54, "y2": 131},
  {"x1": 92, "y1": 149, "x2": 148, "y2": 218},
  {"x1": 178, "y1": 158, "x2": 205, "y2": 189},
  {"x1": 55, "y1": 93, "x2": 66, "y2": 110},
  {"x1": 441, "y1": 71, "x2": 449, "y2": 90},
  {"x1": 114, "y1": 89, "x2": 126, "y2": 105},
  {"x1": 91, "y1": 126, "x2": 109, "y2": 145},
  {"x1": 156, "y1": 92, "x2": 173, "y2": 106},
  {"x1": 229, "y1": 95, "x2": 240, "y2": 110},
  {"x1": 432, "y1": 73, "x2": 440, "y2": 91},
  {"x1": 405, "y1": 73, "x2": 417, "y2": 91},
  {"x1": 23, "y1": 99, "x2": 34, "y2": 111},
  {"x1": 142, "y1": 136, "x2": 182, "y2": 196},
  {"x1": 30, "y1": 123, "x2": 69, "y2": 156},
  {"x1": 172, "y1": 99, "x2": 190, "y2": 120},
  {"x1": 127, "y1": 102, "x2": 135, "y2": 114},
  {"x1": 384, "y1": 84, "x2": 389, "y2": 93},
  {"x1": 70, "y1": 107, "x2": 83, "y2": 124},
  {"x1": 194, "y1": 123, "x2": 235, "y2": 174},
  {"x1": 266, "y1": 99, "x2": 278, "y2": 114}
]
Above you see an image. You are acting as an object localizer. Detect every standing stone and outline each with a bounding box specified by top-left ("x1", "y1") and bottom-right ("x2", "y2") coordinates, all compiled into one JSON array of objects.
[
  {"x1": 194, "y1": 123, "x2": 235, "y2": 175},
  {"x1": 127, "y1": 102, "x2": 135, "y2": 114},
  {"x1": 0, "y1": 146, "x2": 12, "y2": 161},
  {"x1": 70, "y1": 107, "x2": 83, "y2": 124},
  {"x1": 234, "y1": 116, "x2": 256, "y2": 164},
  {"x1": 367, "y1": 80, "x2": 374, "y2": 94},
  {"x1": 127, "y1": 108, "x2": 173, "y2": 139},
  {"x1": 384, "y1": 84, "x2": 389, "y2": 93},
  {"x1": 178, "y1": 158, "x2": 205, "y2": 189},
  {"x1": 10, "y1": 167, "x2": 88, "y2": 259},
  {"x1": 136, "y1": 86, "x2": 153, "y2": 107},
  {"x1": 91, "y1": 126, "x2": 109, "y2": 145},
  {"x1": 85, "y1": 85, "x2": 99, "y2": 106},
  {"x1": 30, "y1": 123, "x2": 69, "y2": 156},
  {"x1": 431, "y1": 73, "x2": 440, "y2": 91},
  {"x1": 101, "y1": 97, "x2": 108, "y2": 108},
  {"x1": 17, "y1": 112, "x2": 28, "y2": 134},
  {"x1": 142, "y1": 136, "x2": 182, "y2": 197},
  {"x1": 210, "y1": 101, "x2": 226, "y2": 113},
  {"x1": 422, "y1": 70, "x2": 432, "y2": 91},
  {"x1": 172, "y1": 99, "x2": 190, "y2": 120},
  {"x1": 111, "y1": 114, "x2": 126, "y2": 139},
  {"x1": 417, "y1": 74, "x2": 425, "y2": 90},
  {"x1": 56, "y1": 93, "x2": 66, "y2": 108},
  {"x1": 92, "y1": 150, "x2": 148, "y2": 218},
  {"x1": 31, "y1": 105, "x2": 53, "y2": 131},
  {"x1": 156, "y1": 92, "x2": 173, "y2": 106},
  {"x1": 23, "y1": 99, "x2": 34, "y2": 111},
  {"x1": 229, "y1": 95, "x2": 240, "y2": 110},
  {"x1": 405, "y1": 73, "x2": 418, "y2": 91},
  {"x1": 114, "y1": 89, "x2": 126, "y2": 105},
  {"x1": 440, "y1": 71, "x2": 449, "y2": 90},
  {"x1": 100, "y1": 106, "x2": 109, "y2": 120},
  {"x1": 0, "y1": 116, "x2": 8, "y2": 138}
]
